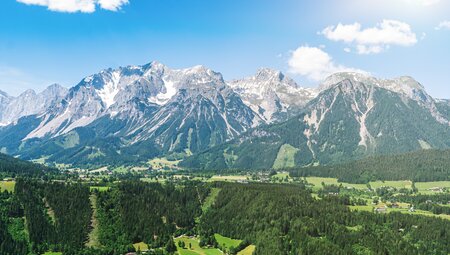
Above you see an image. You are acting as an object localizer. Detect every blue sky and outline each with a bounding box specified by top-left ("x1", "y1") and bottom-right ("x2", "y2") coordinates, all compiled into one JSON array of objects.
[{"x1": 0, "y1": 0, "x2": 450, "y2": 98}]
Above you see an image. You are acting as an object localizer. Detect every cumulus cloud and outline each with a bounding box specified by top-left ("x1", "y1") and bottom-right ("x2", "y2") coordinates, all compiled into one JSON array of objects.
[
  {"x1": 97, "y1": 0, "x2": 129, "y2": 11},
  {"x1": 17, "y1": 0, "x2": 129, "y2": 13},
  {"x1": 288, "y1": 46, "x2": 367, "y2": 81},
  {"x1": 435, "y1": 21, "x2": 450, "y2": 30},
  {"x1": 321, "y1": 20, "x2": 417, "y2": 55}
]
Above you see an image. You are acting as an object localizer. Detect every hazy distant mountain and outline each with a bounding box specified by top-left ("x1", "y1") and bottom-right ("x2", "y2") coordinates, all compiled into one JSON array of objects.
[
  {"x1": 0, "y1": 90, "x2": 12, "y2": 126},
  {"x1": 0, "y1": 84, "x2": 68, "y2": 126}
]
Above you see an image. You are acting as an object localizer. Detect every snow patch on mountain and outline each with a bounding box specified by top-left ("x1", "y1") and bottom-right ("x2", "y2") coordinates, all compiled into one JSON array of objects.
[
  {"x1": 148, "y1": 78, "x2": 176, "y2": 105},
  {"x1": 96, "y1": 70, "x2": 121, "y2": 108}
]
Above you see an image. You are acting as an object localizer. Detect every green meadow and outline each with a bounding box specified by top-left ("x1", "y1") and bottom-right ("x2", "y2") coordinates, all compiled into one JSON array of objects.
[
  {"x1": 0, "y1": 180, "x2": 15, "y2": 193},
  {"x1": 175, "y1": 236, "x2": 222, "y2": 255}
]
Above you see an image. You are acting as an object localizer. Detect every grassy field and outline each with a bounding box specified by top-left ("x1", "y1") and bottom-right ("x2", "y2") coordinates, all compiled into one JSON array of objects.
[
  {"x1": 112, "y1": 166, "x2": 129, "y2": 173},
  {"x1": 304, "y1": 177, "x2": 450, "y2": 194},
  {"x1": 32, "y1": 156, "x2": 50, "y2": 164},
  {"x1": 237, "y1": 245, "x2": 256, "y2": 255},
  {"x1": 202, "y1": 188, "x2": 221, "y2": 212},
  {"x1": 133, "y1": 242, "x2": 149, "y2": 252},
  {"x1": 305, "y1": 177, "x2": 339, "y2": 187},
  {"x1": 209, "y1": 175, "x2": 249, "y2": 182},
  {"x1": 214, "y1": 234, "x2": 242, "y2": 251},
  {"x1": 42, "y1": 252, "x2": 62, "y2": 255},
  {"x1": 271, "y1": 172, "x2": 290, "y2": 182},
  {"x1": 349, "y1": 205, "x2": 374, "y2": 212},
  {"x1": 175, "y1": 236, "x2": 222, "y2": 255},
  {"x1": 305, "y1": 177, "x2": 414, "y2": 191},
  {"x1": 349, "y1": 203, "x2": 450, "y2": 221},
  {"x1": 272, "y1": 144, "x2": 299, "y2": 169},
  {"x1": 149, "y1": 157, "x2": 181, "y2": 170},
  {"x1": 415, "y1": 181, "x2": 450, "y2": 194},
  {"x1": 368, "y1": 180, "x2": 412, "y2": 189},
  {"x1": 307, "y1": 176, "x2": 450, "y2": 221},
  {"x1": 141, "y1": 177, "x2": 160, "y2": 183},
  {"x1": 0, "y1": 180, "x2": 15, "y2": 193},
  {"x1": 89, "y1": 186, "x2": 110, "y2": 192}
]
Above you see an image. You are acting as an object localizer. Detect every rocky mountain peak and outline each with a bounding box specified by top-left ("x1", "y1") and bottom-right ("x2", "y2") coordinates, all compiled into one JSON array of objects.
[
  {"x1": 20, "y1": 89, "x2": 37, "y2": 97},
  {"x1": 320, "y1": 72, "x2": 430, "y2": 102},
  {"x1": 228, "y1": 68, "x2": 317, "y2": 123},
  {"x1": 42, "y1": 83, "x2": 68, "y2": 96}
]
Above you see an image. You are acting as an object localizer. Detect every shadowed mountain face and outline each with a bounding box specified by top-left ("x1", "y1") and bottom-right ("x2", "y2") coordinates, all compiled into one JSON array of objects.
[{"x1": 0, "y1": 62, "x2": 449, "y2": 168}]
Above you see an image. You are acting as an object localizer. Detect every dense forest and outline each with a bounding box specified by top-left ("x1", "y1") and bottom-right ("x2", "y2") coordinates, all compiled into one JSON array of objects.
[
  {"x1": 2, "y1": 180, "x2": 450, "y2": 254},
  {"x1": 14, "y1": 179, "x2": 92, "y2": 254},
  {"x1": 0, "y1": 152, "x2": 56, "y2": 178},
  {"x1": 200, "y1": 183, "x2": 450, "y2": 255},
  {"x1": 0, "y1": 191, "x2": 29, "y2": 255},
  {"x1": 288, "y1": 149, "x2": 450, "y2": 183},
  {"x1": 95, "y1": 181, "x2": 208, "y2": 254}
]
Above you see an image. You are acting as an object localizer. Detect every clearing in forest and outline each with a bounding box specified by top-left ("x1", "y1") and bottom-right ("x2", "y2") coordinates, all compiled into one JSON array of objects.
[
  {"x1": 86, "y1": 194, "x2": 101, "y2": 248},
  {"x1": 214, "y1": 234, "x2": 242, "y2": 251},
  {"x1": 202, "y1": 188, "x2": 221, "y2": 212},
  {"x1": 0, "y1": 180, "x2": 15, "y2": 193},
  {"x1": 133, "y1": 242, "x2": 149, "y2": 252},
  {"x1": 175, "y1": 236, "x2": 222, "y2": 255},
  {"x1": 272, "y1": 144, "x2": 299, "y2": 169},
  {"x1": 237, "y1": 245, "x2": 256, "y2": 255}
]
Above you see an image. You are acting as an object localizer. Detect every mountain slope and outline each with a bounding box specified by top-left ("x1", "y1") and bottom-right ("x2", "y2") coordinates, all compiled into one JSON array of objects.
[
  {"x1": 2, "y1": 63, "x2": 450, "y2": 169},
  {"x1": 0, "y1": 84, "x2": 68, "y2": 126},
  {"x1": 0, "y1": 90, "x2": 13, "y2": 126},
  {"x1": 1, "y1": 62, "x2": 262, "y2": 166},
  {"x1": 182, "y1": 75, "x2": 450, "y2": 170}
]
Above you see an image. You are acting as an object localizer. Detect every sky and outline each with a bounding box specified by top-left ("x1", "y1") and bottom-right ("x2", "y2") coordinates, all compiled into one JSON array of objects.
[{"x1": 0, "y1": 0, "x2": 450, "y2": 98}]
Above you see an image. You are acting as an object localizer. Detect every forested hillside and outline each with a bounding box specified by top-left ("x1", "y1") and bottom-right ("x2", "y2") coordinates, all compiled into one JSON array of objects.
[
  {"x1": 2, "y1": 180, "x2": 450, "y2": 254},
  {"x1": 0, "y1": 153, "x2": 56, "y2": 177},
  {"x1": 96, "y1": 181, "x2": 208, "y2": 253},
  {"x1": 289, "y1": 149, "x2": 450, "y2": 183},
  {"x1": 14, "y1": 180, "x2": 92, "y2": 254},
  {"x1": 201, "y1": 183, "x2": 450, "y2": 255}
]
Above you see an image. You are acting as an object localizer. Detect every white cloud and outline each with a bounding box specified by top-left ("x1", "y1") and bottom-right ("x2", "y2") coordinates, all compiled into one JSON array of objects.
[
  {"x1": 17, "y1": 0, "x2": 129, "y2": 13},
  {"x1": 435, "y1": 20, "x2": 450, "y2": 30},
  {"x1": 288, "y1": 46, "x2": 367, "y2": 81},
  {"x1": 321, "y1": 20, "x2": 417, "y2": 55},
  {"x1": 98, "y1": 0, "x2": 129, "y2": 11}
]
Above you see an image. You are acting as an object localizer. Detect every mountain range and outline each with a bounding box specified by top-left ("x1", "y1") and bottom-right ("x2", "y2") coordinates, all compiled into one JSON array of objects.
[{"x1": 0, "y1": 61, "x2": 449, "y2": 169}]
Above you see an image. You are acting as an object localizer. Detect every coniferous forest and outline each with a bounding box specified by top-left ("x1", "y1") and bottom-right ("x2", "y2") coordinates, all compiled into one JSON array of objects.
[
  {"x1": 288, "y1": 149, "x2": 450, "y2": 183},
  {"x1": 1, "y1": 178, "x2": 450, "y2": 255}
]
